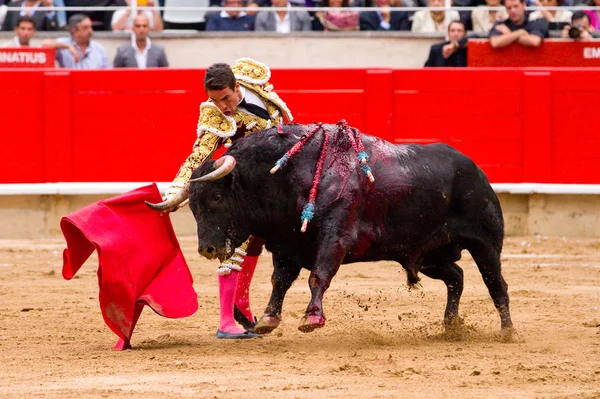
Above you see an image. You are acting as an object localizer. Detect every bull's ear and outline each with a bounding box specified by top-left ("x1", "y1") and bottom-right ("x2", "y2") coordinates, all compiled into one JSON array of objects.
[{"x1": 189, "y1": 156, "x2": 236, "y2": 182}]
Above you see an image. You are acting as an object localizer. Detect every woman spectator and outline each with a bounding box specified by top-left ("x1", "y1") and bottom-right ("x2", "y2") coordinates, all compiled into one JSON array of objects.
[
  {"x1": 585, "y1": 0, "x2": 600, "y2": 29},
  {"x1": 315, "y1": 0, "x2": 359, "y2": 30},
  {"x1": 529, "y1": 0, "x2": 572, "y2": 24},
  {"x1": 411, "y1": 0, "x2": 459, "y2": 33},
  {"x1": 471, "y1": 0, "x2": 507, "y2": 35}
]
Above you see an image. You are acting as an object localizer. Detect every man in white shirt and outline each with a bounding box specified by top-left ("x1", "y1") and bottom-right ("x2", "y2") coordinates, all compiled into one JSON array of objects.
[
  {"x1": 1, "y1": 15, "x2": 35, "y2": 47},
  {"x1": 255, "y1": 0, "x2": 312, "y2": 32},
  {"x1": 111, "y1": 0, "x2": 164, "y2": 31},
  {"x1": 113, "y1": 14, "x2": 168, "y2": 68}
]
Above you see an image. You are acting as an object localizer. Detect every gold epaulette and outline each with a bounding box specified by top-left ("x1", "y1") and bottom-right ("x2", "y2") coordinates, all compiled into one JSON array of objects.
[
  {"x1": 231, "y1": 57, "x2": 294, "y2": 122},
  {"x1": 196, "y1": 101, "x2": 237, "y2": 138}
]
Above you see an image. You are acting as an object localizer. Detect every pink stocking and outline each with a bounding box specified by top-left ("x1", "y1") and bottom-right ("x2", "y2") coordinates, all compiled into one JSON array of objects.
[
  {"x1": 235, "y1": 255, "x2": 259, "y2": 322},
  {"x1": 218, "y1": 271, "x2": 245, "y2": 334}
]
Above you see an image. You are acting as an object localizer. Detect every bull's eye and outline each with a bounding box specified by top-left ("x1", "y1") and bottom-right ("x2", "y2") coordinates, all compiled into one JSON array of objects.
[{"x1": 212, "y1": 192, "x2": 223, "y2": 204}]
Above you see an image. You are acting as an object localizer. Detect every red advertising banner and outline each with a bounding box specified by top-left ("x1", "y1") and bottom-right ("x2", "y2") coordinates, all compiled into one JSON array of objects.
[
  {"x1": 468, "y1": 39, "x2": 600, "y2": 67},
  {"x1": 0, "y1": 47, "x2": 55, "y2": 68}
]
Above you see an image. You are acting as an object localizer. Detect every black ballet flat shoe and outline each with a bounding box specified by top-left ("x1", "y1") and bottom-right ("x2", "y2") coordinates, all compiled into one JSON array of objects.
[
  {"x1": 216, "y1": 329, "x2": 262, "y2": 339},
  {"x1": 234, "y1": 305, "x2": 257, "y2": 332}
]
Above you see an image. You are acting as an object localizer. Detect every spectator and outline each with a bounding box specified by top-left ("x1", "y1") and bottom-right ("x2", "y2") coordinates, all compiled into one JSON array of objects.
[
  {"x1": 471, "y1": 0, "x2": 508, "y2": 35},
  {"x1": 53, "y1": 0, "x2": 67, "y2": 29},
  {"x1": 359, "y1": 0, "x2": 410, "y2": 30},
  {"x1": 255, "y1": 0, "x2": 312, "y2": 32},
  {"x1": 585, "y1": 0, "x2": 600, "y2": 30},
  {"x1": 65, "y1": 0, "x2": 126, "y2": 31},
  {"x1": 315, "y1": 0, "x2": 359, "y2": 31},
  {"x1": 1, "y1": 0, "x2": 58, "y2": 31},
  {"x1": 424, "y1": 20, "x2": 468, "y2": 66},
  {"x1": 206, "y1": 0, "x2": 255, "y2": 30},
  {"x1": 529, "y1": 0, "x2": 572, "y2": 26},
  {"x1": 55, "y1": 13, "x2": 109, "y2": 68},
  {"x1": 1, "y1": 15, "x2": 82, "y2": 62},
  {"x1": 560, "y1": 10, "x2": 600, "y2": 39},
  {"x1": 1, "y1": 14, "x2": 35, "y2": 46},
  {"x1": 411, "y1": 0, "x2": 460, "y2": 33},
  {"x1": 113, "y1": 14, "x2": 168, "y2": 67},
  {"x1": 489, "y1": 0, "x2": 548, "y2": 48},
  {"x1": 112, "y1": 0, "x2": 163, "y2": 31},
  {"x1": 0, "y1": 3, "x2": 6, "y2": 28}
]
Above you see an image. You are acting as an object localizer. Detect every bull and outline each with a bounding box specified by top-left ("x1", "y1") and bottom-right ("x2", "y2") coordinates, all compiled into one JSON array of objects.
[{"x1": 149, "y1": 122, "x2": 515, "y2": 338}]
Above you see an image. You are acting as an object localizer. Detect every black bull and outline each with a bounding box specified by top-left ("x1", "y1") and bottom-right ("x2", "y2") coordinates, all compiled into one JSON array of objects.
[{"x1": 185, "y1": 123, "x2": 514, "y2": 337}]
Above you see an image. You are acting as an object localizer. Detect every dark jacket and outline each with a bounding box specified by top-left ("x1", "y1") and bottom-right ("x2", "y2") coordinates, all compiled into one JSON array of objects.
[
  {"x1": 424, "y1": 40, "x2": 468, "y2": 67},
  {"x1": 1, "y1": 1, "x2": 58, "y2": 31},
  {"x1": 359, "y1": 10, "x2": 410, "y2": 31},
  {"x1": 206, "y1": 14, "x2": 255, "y2": 31},
  {"x1": 113, "y1": 43, "x2": 169, "y2": 68}
]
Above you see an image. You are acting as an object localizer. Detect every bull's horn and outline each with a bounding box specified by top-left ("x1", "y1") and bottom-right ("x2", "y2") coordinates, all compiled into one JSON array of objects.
[
  {"x1": 145, "y1": 183, "x2": 190, "y2": 211},
  {"x1": 189, "y1": 155, "x2": 236, "y2": 183}
]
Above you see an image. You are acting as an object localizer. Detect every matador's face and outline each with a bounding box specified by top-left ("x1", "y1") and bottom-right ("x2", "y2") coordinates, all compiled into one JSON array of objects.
[{"x1": 207, "y1": 82, "x2": 243, "y2": 117}]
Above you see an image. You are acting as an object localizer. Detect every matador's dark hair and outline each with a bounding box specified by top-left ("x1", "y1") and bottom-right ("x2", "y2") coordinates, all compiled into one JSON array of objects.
[{"x1": 204, "y1": 63, "x2": 236, "y2": 92}]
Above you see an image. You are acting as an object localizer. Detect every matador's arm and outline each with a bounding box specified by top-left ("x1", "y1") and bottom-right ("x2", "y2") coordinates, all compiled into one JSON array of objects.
[
  {"x1": 164, "y1": 132, "x2": 222, "y2": 199},
  {"x1": 165, "y1": 102, "x2": 237, "y2": 200}
]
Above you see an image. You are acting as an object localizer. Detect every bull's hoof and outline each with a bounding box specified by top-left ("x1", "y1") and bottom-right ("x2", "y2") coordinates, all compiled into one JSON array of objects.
[
  {"x1": 500, "y1": 327, "x2": 521, "y2": 343},
  {"x1": 254, "y1": 314, "x2": 281, "y2": 335},
  {"x1": 298, "y1": 314, "x2": 326, "y2": 333}
]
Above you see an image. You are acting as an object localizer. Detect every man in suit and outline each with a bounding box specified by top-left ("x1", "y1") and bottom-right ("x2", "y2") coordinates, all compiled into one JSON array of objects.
[
  {"x1": 113, "y1": 14, "x2": 168, "y2": 68},
  {"x1": 1, "y1": 0, "x2": 58, "y2": 31},
  {"x1": 206, "y1": 0, "x2": 255, "y2": 31},
  {"x1": 255, "y1": 0, "x2": 311, "y2": 32},
  {"x1": 359, "y1": 0, "x2": 410, "y2": 31},
  {"x1": 424, "y1": 20, "x2": 468, "y2": 67}
]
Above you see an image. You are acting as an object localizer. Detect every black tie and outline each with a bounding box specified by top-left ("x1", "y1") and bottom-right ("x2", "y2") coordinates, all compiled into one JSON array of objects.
[{"x1": 240, "y1": 97, "x2": 271, "y2": 120}]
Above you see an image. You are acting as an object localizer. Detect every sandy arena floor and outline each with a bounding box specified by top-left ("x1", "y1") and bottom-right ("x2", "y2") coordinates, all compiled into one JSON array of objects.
[{"x1": 0, "y1": 235, "x2": 599, "y2": 398}]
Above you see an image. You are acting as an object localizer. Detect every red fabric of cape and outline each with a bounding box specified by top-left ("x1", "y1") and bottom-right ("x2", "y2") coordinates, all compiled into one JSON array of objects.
[{"x1": 60, "y1": 183, "x2": 198, "y2": 350}]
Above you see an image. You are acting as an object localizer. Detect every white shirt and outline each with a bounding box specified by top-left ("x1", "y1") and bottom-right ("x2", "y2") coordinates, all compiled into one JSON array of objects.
[
  {"x1": 111, "y1": 8, "x2": 157, "y2": 30},
  {"x1": 19, "y1": 1, "x2": 55, "y2": 21},
  {"x1": 133, "y1": 36, "x2": 151, "y2": 69},
  {"x1": 411, "y1": 10, "x2": 460, "y2": 33},
  {"x1": 529, "y1": 9, "x2": 573, "y2": 23},
  {"x1": 219, "y1": 10, "x2": 247, "y2": 19},
  {"x1": 1, "y1": 36, "x2": 21, "y2": 48},
  {"x1": 275, "y1": 3, "x2": 291, "y2": 34},
  {"x1": 238, "y1": 86, "x2": 268, "y2": 115}
]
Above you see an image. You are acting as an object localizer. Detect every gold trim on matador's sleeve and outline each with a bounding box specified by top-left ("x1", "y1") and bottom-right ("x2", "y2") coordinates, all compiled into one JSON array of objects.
[
  {"x1": 166, "y1": 131, "x2": 222, "y2": 196},
  {"x1": 197, "y1": 101, "x2": 237, "y2": 138}
]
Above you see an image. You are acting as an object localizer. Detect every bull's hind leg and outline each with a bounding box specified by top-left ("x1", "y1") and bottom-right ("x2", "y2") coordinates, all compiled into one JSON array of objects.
[
  {"x1": 254, "y1": 255, "x2": 302, "y2": 335},
  {"x1": 468, "y1": 243, "x2": 515, "y2": 336},
  {"x1": 420, "y1": 262, "x2": 464, "y2": 328}
]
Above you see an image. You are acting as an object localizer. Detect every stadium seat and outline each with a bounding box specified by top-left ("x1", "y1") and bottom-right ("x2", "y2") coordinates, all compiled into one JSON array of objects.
[{"x1": 163, "y1": 0, "x2": 210, "y2": 30}]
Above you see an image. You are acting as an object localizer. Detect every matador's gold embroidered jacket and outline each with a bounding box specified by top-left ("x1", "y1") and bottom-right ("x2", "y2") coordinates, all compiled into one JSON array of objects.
[{"x1": 165, "y1": 58, "x2": 294, "y2": 199}]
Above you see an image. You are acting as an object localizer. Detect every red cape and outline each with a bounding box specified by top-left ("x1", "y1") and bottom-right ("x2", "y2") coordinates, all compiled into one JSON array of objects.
[{"x1": 60, "y1": 183, "x2": 198, "y2": 350}]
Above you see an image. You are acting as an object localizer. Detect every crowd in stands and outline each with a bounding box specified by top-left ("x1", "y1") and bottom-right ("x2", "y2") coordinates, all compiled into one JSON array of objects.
[
  {"x1": 2, "y1": 0, "x2": 600, "y2": 34},
  {"x1": 0, "y1": 0, "x2": 599, "y2": 68}
]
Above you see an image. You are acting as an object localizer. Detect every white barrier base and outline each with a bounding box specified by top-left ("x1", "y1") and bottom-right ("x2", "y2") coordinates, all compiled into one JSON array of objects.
[{"x1": 1, "y1": 182, "x2": 600, "y2": 195}]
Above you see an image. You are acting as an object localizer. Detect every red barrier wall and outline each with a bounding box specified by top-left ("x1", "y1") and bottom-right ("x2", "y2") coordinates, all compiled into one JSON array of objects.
[
  {"x1": 1, "y1": 68, "x2": 599, "y2": 184},
  {"x1": 468, "y1": 39, "x2": 600, "y2": 67}
]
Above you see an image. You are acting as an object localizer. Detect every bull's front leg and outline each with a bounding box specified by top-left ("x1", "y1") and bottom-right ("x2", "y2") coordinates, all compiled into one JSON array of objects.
[
  {"x1": 254, "y1": 254, "x2": 302, "y2": 335},
  {"x1": 298, "y1": 243, "x2": 345, "y2": 333}
]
